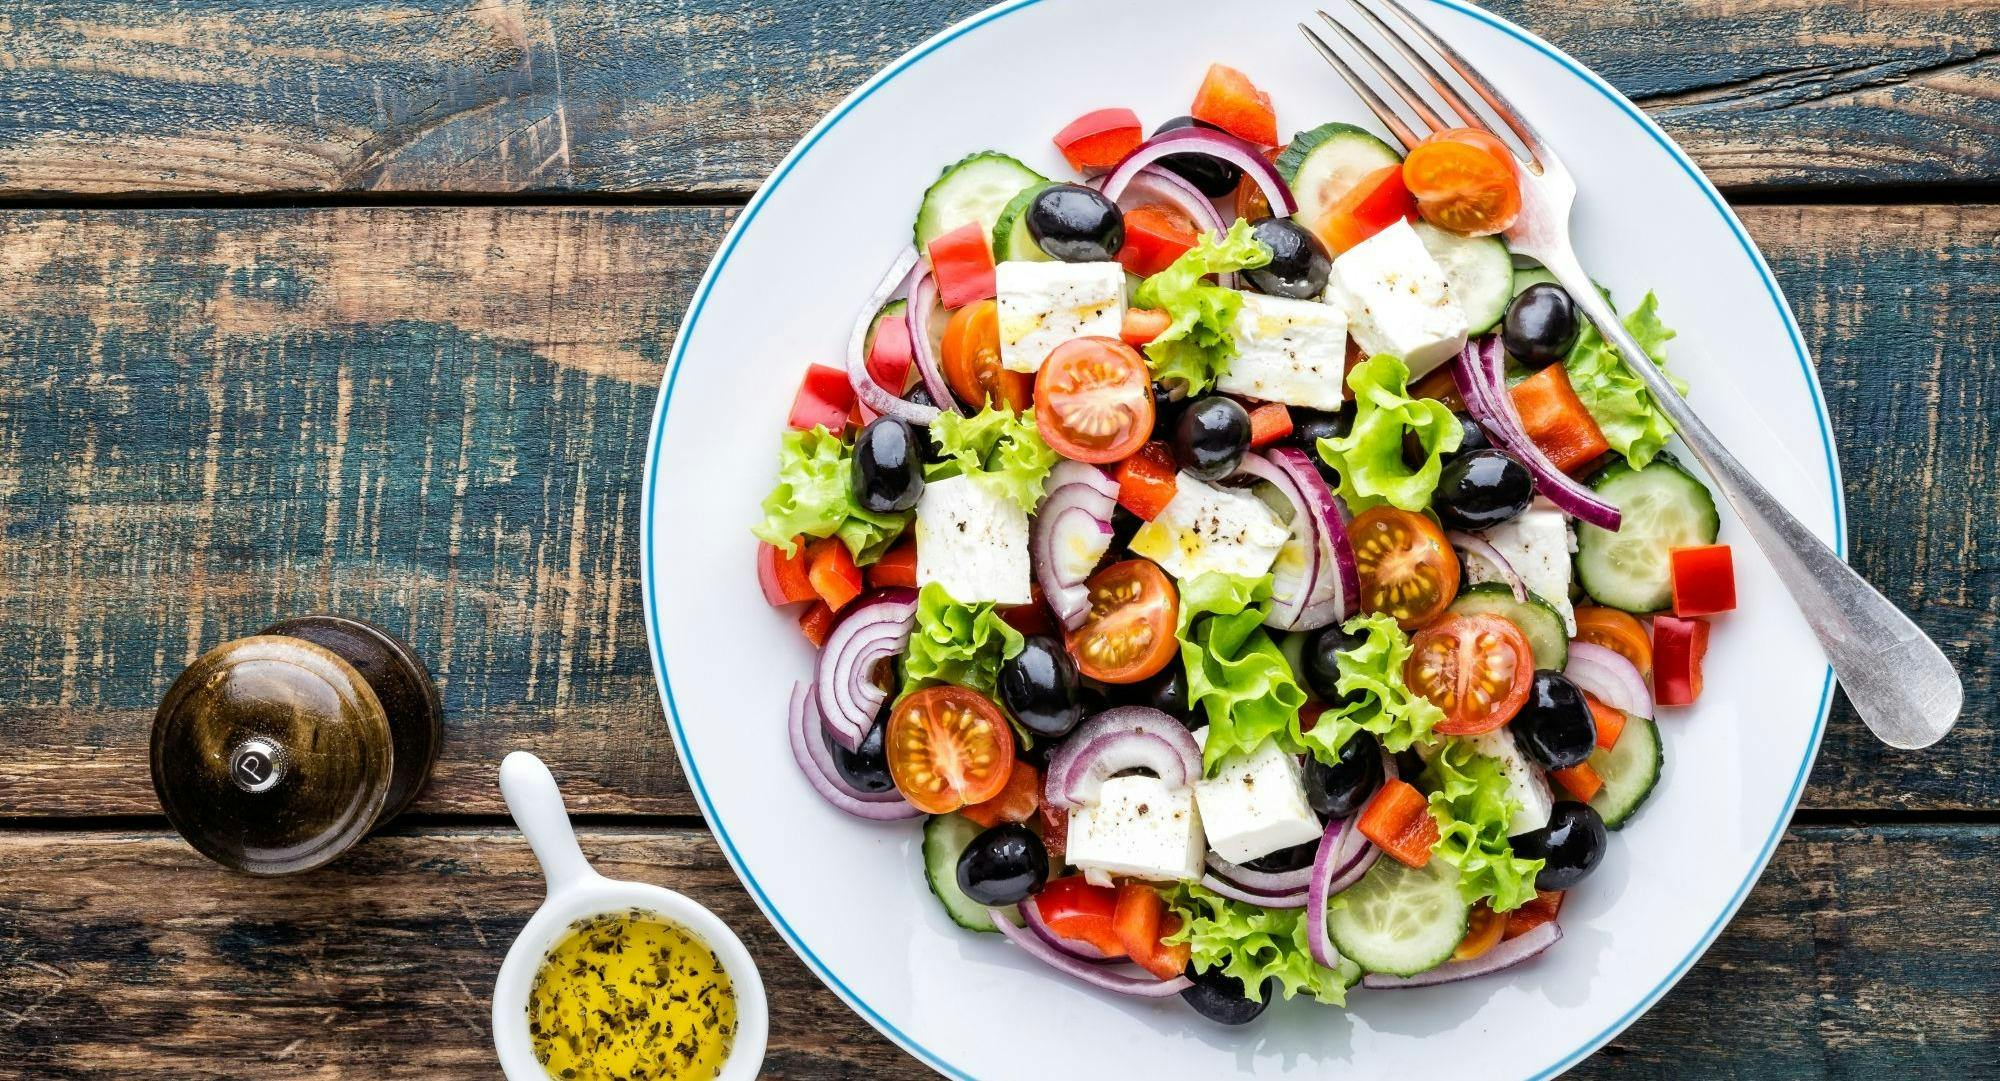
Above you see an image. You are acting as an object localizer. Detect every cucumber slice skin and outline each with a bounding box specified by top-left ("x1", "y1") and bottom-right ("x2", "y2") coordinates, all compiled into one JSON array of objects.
[
  {"x1": 1279, "y1": 122, "x2": 1402, "y2": 232},
  {"x1": 1575, "y1": 457, "x2": 1721, "y2": 613},
  {"x1": 1414, "y1": 222, "x2": 1512, "y2": 336},
  {"x1": 1449, "y1": 582, "x2": 1569, "y2": 670},
  {"x1": 1326, "y1": 856, "x2": 1471, "y2": 976},
  {"x1": 914, "y1": 152, "x2": 1047, "y2": 251},
  {"x1": 1588, "y1": 714, "x2": 1662, "y2": 829},
  {"x1": 1511, "y1": 266, "x2": 1559, "y2": 297},
  {"x1": 991, "y1": 181, "x2": 1055, "y2": 263},
  {"x1": 924, "y1": 814, "x2": 1019, "y2": 932}
]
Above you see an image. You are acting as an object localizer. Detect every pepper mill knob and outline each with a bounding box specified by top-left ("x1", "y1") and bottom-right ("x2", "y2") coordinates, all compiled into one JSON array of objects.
[{"x1": 150, "y1": 615, "x2": 441, "y2": 876}]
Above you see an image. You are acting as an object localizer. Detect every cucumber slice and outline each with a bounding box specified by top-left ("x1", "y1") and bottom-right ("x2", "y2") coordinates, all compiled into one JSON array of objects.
[
  {"x1": 923, "y1": 814, "x2": 1021, "y2": 932},
  {"x1": 865, "y1": 299, "x2": 907, "y2": 357},
  {"x1": 1511, "y1": 266, "x2": 1559, "y2": 297},
  {"x1": 991, "y1": 181, "x2": 1055, "y2": 263},
  {"x1": 914, "y1": 152, "x2": 1046, "y2": 251},
  {"x1": 1326, "y1": 856, "x2": 1470, "y2": 976},
  {"x1": 1575, "y1": 457, "x2": 1720, "y2": 612},
  {"x1": 1588, "y1": 714, "x2": 1662, "y2": 829},
  {"x1": 1414, "y1": 222, "x2": 1512, "y2": 335},
  {"x1": 1448, "y1": 582, "x2": 1568, "y2": 670},
  {"x1": 1278, "y1": 122, "x2": 1402, "y2": 234}
]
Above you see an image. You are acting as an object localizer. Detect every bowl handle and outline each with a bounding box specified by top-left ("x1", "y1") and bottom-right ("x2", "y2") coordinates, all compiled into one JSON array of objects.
[{"x1": 500, "y1": 751, "x2": 598, "y2": 897}]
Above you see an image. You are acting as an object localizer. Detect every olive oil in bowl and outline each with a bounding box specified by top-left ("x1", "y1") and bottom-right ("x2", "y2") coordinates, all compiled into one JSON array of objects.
[{"x1": 528, "y1": 908, "x2": 737, "y2": 1080}]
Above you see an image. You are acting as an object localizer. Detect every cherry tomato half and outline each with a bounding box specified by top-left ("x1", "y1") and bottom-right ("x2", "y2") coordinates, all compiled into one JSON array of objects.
[
  {"x1": 1349, "y1": 506, "x2": 1460, "y2": 629},
  {"x1": 887, "y1": 686, "x2": 1016, "y2": 814},
  {"x1": 1034, "y1": 337, "x2": 1155, "y2": 463},
  {"x1": 1067, "y1": 560, "x2": 1179, "y2": 684},
  {"x1": 941, "y1": 299, "x2": 1032, "y2": 412},
  {"x1": 1406, "y1": 613, "x2": 1534, "y2": 736},
  {"x1": 1573, "y1": 605, "x2": 1653, "y2": 677},
  {"x1": 1402, "y1": 127, "x2": 1522, "y2": 237}
]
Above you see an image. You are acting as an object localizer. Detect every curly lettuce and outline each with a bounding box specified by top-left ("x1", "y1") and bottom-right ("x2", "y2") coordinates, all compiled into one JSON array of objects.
[
  {"x1": 1317, "y1": 354, "x2": 1463, "y2": 513},
  {"x1": 1563, "y1": 292, "x2": 1684, "y2": 470},
  {"x1": 900, "y1": 582, "x2": 1025, "y2": 698},
  {"x1": 751, "y1": 425, "x2": 909, "y2": 561},
  {"x1": 926, "y1": 405, "x2": 1059, "y2": 513},
  {"x1": 1295, "y1": 613, "x2": 1444, "y2": 761},
  {"x1": 1175, "y1": 573, "x2": 1309, "y2": 773},
  {"x1": 1131, "y1": 219, "x2": 1273, "y2": 395},
  {"x1": 1166, "y1": 884, "x2": 1357, "y2": 1005},
  {"x1": 1421, "y1": 739, "x2": 1544, "y2": 912}
]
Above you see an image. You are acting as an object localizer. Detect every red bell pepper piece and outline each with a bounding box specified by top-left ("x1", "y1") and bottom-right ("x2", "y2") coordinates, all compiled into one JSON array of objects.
[
  {"x1": 1038, "y1": 802, "x2": 1069, "y2": 866},
  {"x1": 757, "y1": 540, "x2": 817, "y2": 606},
  {"x1": 1313, "y1": 163, "x2": 1418, "y2": 254},
  {"x1": 1114, "y1": 441, "x2": 1180, "y2": 521},
  {"x1": 1190, "y1": 63, "x2": 1277, "y2": 146},
  {"x1": 867, "y1": 537, "x2": 918, "y2": 590},
  {"x1": 1670, "y1": 544, "x2": 1737, "y2": 617},
  {"x1": 1034, "y1": 876, "x2": 1126, "y2": 959},
  {"x1": 1118, "y1": 204, "x2": 1199, "y2": 278},
  {"x1": 1053, "y1": 107, "x2": 1144, "y2": 172},
  {"x1": 1112, "y1": 883, "x2": 1191, "y2": 981},
  {"x1": 1653, "y1": 614, "x2": 1711, "y2": 706},
  {"x1": 1357, "y1": 779, "x2": 1440, "y2": 868},
  {"x1": 962, "y1": 762, "x2": 1041, "y2": 829},
  {"x1": 1247, "y1": 402, "x2": 1293, "y2": 448},
  {"x1": 1586, "y1": 694, "x2": 1626, "y2": 752},
  {"x1": 1503, "y1": 889, "x2": 1564, "y2": 940},
  {"x1": 787, "y1": 363, "x2": 855, "y2": 432},
  {"x1": 1550, "y1": 761, "x2": 1603, "y2": 802},
  {"x1": 798, "y1": 602, "x2": 838, "y2": 648},
  {"x1": 805, "y1": 538, "x2": 863, "y2": 614},
  {"x1": 866, "y1": 311, "x2": 916, "y2": 395},
  {"x1": 926, "y1": 221, "x2": 997, "y2": 310},
  {"x1": 1509, "y1": 363, "x2": 1610, "y2": 473}
]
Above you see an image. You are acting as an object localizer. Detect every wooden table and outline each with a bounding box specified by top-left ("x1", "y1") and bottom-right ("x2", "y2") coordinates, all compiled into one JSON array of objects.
[{"x1": 2, "y1": 1, "x2": 1995, "y2": 1076}]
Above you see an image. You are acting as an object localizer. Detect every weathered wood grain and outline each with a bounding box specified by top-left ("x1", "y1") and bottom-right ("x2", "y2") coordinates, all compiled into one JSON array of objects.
[
  {"x1": 0, "y1": 0, "x2": 1992, "y2": 197},
  {"x1": 0, "y1": 203, "x2": 1992, "y2": 818},
  {"x1": 0, "y1": 824, "x2": 1993, "y2": 1077}
]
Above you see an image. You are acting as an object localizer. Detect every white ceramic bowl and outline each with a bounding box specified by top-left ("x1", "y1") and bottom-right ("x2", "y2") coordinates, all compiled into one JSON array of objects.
[
  {"x1": 641, "y1": 1, "x2": 1843, "y2": 1077},
  {"x1": 490, "y1": 752, "x2": 768, "y2": 1081}
]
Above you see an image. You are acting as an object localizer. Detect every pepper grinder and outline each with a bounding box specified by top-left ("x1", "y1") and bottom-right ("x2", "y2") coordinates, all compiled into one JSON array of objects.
[{"x1": 150, "y1": 614, "x2": 442, "y2": 876}]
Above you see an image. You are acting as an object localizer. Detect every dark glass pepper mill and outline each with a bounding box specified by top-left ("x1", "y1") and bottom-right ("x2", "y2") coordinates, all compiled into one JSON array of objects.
[{"x1": 150, "y1": 614, "x2": 441, "y2": 876}]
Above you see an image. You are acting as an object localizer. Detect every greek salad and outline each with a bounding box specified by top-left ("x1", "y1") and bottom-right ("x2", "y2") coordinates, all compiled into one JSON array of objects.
[{"x1": 753, "y1": 63, "x2": 1735, "y2": 1022}]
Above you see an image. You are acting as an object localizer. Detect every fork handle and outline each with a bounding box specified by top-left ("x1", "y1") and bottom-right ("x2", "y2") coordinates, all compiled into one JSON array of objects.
[{"x1": 1535, "y1": 247, "x2": 1961, "y2": 749}]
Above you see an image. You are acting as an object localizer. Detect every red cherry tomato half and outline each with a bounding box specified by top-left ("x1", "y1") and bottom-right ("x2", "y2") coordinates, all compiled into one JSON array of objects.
[
  {"x1": 1406, "y1": 613, "x2": 1535, "y2": 736},
  {"x1": 1034, "y1": 337, "x2": 1155, "y2": 464},
  {"x1": 1067, "y1": 560, "x2": 1179, "y2": 684}
]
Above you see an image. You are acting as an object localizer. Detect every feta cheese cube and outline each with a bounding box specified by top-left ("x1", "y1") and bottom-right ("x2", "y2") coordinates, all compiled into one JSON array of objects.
[
  {"x1": 995, "y1": 260, "x2": 1126, "y2": 373},
  {"x1": 1464, "y1": 499, "x2": 1576, "y2": 634},
  {"x1": 1066, "y1": 774, "x2": 1205, "y2": 883},
  {"x1": 1461, "y1": 727, "x2": 1554, "y2": 837},
  {"x1": 1215, "y1": 292, "x2": 1350, "y2": 410},
  {"x1": 915, "y1": 474, "x2": 1030, "y2": 604},
  {"x1": 1329, "y1": 219, "x2": 1468, "y2": 379},
  {"x1": 1194, "y1": 739, "x2": 1324, "y2": 864},
  {"x1": 1128, "y1": 474, "x2": 1289, "y2": 581}
]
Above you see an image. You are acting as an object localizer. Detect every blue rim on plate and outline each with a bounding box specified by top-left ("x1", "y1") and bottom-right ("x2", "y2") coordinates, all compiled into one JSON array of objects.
[{"x1": 640, "y1": 2, "x2": 1845, "y2": 1076}]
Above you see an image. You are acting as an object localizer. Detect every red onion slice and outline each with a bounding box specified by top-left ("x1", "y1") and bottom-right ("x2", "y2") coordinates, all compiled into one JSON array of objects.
[
  {"x1": 1044, "y1": 707, "x2": 1203, "y2": 808},
  {"x1": 991, "y1": 909, "x2": 1193, "y2": 998},
  {"x1": 1453, "y1": 337, "x2": 1620, "y2": 530},
  {"x1": 1361, "y1": 921, "x2": 1562, "y2": 989},
  {"x1": 1020, "y1": 897, "x2": 1118, "y2": 963},
  {"x1": 814, "y1": 588, "x2": 918, "y2": 751},
  {"x1": 905, "y1": 270, "x2": 961, "y2": 417},
  {"x1": 1231, "y1": 453, "x2": 1321, "y2": 630},
  {"x1": 846, "y1": 249, "x2": 935, "y2": 425},
  {"x1": 1267, "y1": 447, "x2": 1359, "y2": 628},
  {"x1": 787, "y1": 682, "x2": 921, "y2": 821},
  {"x1": 1305, "y1": 813, "x2": 1352, "y2": 969},
  {"x1": 802, "y1": 700, "x2": 906, "y2": 805},
  {"x1": 1564, "y1": 641, "x2": 1655, "y2": 719},
  {"x1": 1051, "y1": 731, "x2": 1191, "y2": 809},
  {"x1": 1448, "y1": 530, "x2": 1528, "y2": 603},
  {"x1": 1104, "y1": 126, "x2": 1297, "y2": 217},
  {"x1": 1204, "y1": 851, "x2": 1313, "y2": 896},
  {"x1": 1032, "y1": 463, "x2": 1119, "y2": 630},
  {"x1": 1201, "y1": 873, "x2": 1308, "y2": 909}
]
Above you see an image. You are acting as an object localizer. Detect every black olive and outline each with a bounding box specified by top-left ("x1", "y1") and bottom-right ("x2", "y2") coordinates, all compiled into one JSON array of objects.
[
  {"x1": 851, "y1": 417, "x2": 925, "y2": 514},
  {"x1": 1242, "y1": 841, "x2": 1316, "y2": 875},
  {"x1": 1151, "y1": 382, "x2": 1187, "y2": 441},
  {"x1": 1180, "y1": 966, "x2": 1275, "y2": 1025},
  {"x1": 1289, "y1": 404, "x2": 1355, "y2": 451},
  {"x1": 1512, "y1": 802, "x2": 1607, "y2": 889},
  {"x1": 905, "y1": 383, "x2": 937, "y2": 409},
  {"x1": 998, "y1": 635, "x2": 1084, "y2": 739},
  {"x1": 1431, "y1": 449, "x2": 1535, "y2": 532},
  {"x1": 1135, "y1": 664, "x2": 1197, "y2": 727},
  {"x1": 1301, "y1": 621, "x2": 1364, "y2": 701},
  {"x1": 1107, "y1": 504, "x2": 1144, "y2": 559},
  {"x1": 1303, "y1": 729, "x2": 1384, "y2": 819},
  {"x1": 825, "y1": 719, "x2": 895, "y2": 795},
  {"x1": 1242, "y1": 217, "x2": 1331, "y2": 300},
  {"x1": 1153, "y1": 117, "x2": 1242, "y2": 198},
  {"x1": 1503, "y1": 283, "x2": 1582, "y2": 367},
  {"x1": 1511, "y1": 671, "x2": 1597, "y2": 770},
  {"x1": 1026, "y1": 183, "x2": 1125, "y2": 263},
  {"x1": 956, "y1": 822, "x2": 1049, "y2": 907},
  {"x1": 1172, "y1": 396, "x2": 1251, "y2": 481}
]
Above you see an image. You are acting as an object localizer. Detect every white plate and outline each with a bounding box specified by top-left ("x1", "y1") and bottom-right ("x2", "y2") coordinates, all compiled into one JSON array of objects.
[{"x1": 641, "y1": 2, "x2": 1843, "y2": 1077}]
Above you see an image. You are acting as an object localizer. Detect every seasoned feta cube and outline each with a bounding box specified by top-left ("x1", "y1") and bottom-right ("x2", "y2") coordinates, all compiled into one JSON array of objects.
[
  {"x1": 1128, "y1": 474, "x2": 1288, "y2": 581},
  {"x1": 1215, "y1": 292, "x2": 1350, "y2": 410},
  {"x1": 915, "y1": 474, "x2": 1030, "y2": 604},
  {"x1": 1194, "y1": 739, "x2": 1324, "y2": 864},
  {"x1": 1460, "y1": 728, "x2": 1553, "y2": 837},
  {"x1": 1464, "y1": 499, "x2": 1576, "y2": 633},
  {"x1": 995, "y1": 260, "x2": 1126, "y2": 373},
  {"x1": 1066, "y1": 774, "x2": 1205, "y2": 883},
  {"x1": 1329, "y1": 219, "x2": 1468, "y2": 379}
]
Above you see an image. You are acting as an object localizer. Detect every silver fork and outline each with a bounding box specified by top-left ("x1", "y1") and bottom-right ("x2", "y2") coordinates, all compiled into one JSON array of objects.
[{"x1": 1302, "y1": 1, "x2": 1960, "y2": 749}]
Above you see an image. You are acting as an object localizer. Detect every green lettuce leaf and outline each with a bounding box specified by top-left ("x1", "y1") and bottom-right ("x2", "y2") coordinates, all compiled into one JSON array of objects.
[
  {"x1": 926, "y1": 405, "x2": 1059, "y2": 513},
  {"x1": 1317, "y1": 353, "x2": 1463, "y2": 513},
  {"x1": 901, "y1": 582, "x2": 1025, "y2": 698},
  {"x1": 750, "y1": 425, "x2": 909, "y2": 561},
  {"x1": 1562, "y1": 292, "x2": 1684, "y2": 469},
  {"x1": 1420, "y1": 739, "x2": 1544, "y2": 912},
  {"x1": 1175, "y1": 573, "x2": 1309, "y2": 773},
  {"x1": 1295, "y1": 613, "x2": 1444, "y2": 760},
  {"x1": 1165, "y1": 884, "x2": 1357, "y2": 1005},
  {"x1": 1131, "y1": 219, "x2": 1273, "y2": 395}
]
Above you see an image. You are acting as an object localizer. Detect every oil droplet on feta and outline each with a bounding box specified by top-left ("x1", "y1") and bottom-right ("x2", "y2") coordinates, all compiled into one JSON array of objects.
[{"x1": 528, "y1": 908, "x2": 737, "y2": 1080}]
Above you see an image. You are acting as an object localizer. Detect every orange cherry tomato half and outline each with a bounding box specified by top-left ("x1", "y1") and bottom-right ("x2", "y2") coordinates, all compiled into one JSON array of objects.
[
  {"x1": 940, "y1": 299, "x2": 1032, "y2": 412},
  {"x1": 887, "y1": 686, "x2": 1016, "y2": 814},
  {"x1": 1067, "y1": 560, "x2": 1179, "y2": 684},
  {"x1": 1402, "y1": 127, "x2": 1522, "y2": 237},
  {"x1": 1034, "y1": 337, "x2": 1156, "y2": 463},
  {"x1": 1349, "y1": 506, "x2": 1460, "y2": 629},
  {"x1": 1453, "y1": 901, "x2": 1506, "y2": 962},
  {"x1": 1573, "y1": 605, "x2": 1653, "y2": 677},
  {"x1": 1406, "y1": 613, "x2": 1535, "y2": 736}
]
